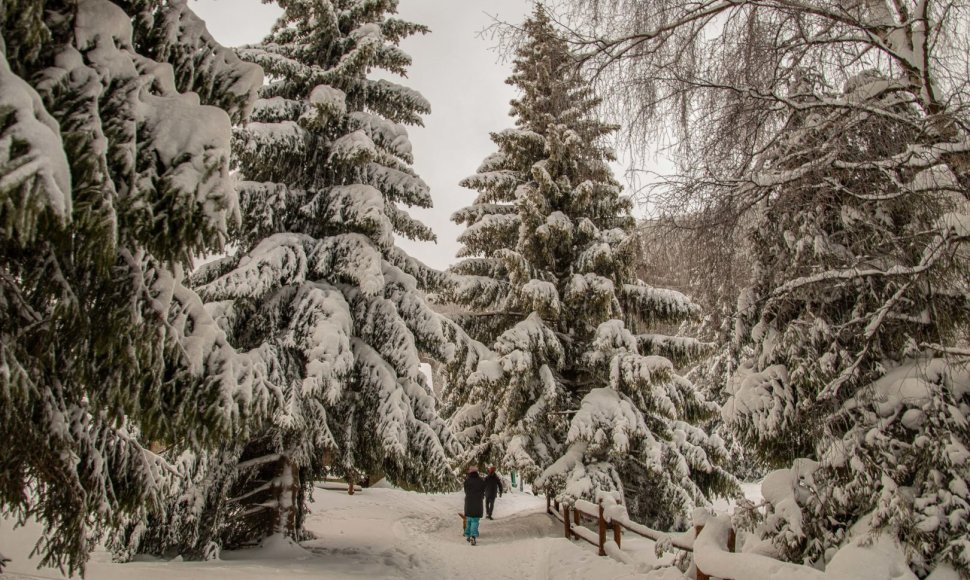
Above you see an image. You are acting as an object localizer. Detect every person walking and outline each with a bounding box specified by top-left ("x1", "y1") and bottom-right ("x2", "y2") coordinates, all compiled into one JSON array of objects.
[
  {"x1": 463, "y1": 465, "x2": 486, "y2": 545},
  {"x1": 484, "y1": 466, "x2": 503, "y2": 519}
]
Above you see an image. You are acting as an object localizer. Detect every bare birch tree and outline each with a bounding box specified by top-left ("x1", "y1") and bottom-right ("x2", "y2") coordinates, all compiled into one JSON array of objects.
[{"x1": 554, "y1": 0, "x2": 970, "y2": 204}]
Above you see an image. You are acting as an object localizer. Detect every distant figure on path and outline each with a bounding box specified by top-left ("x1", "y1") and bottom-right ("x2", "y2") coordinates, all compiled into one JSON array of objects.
[
  {"x1": 484, "y1": 466, "x2": 503, "y2": 519},
  {"x1": 463, "y1": 465, "x2": 486, "y2": 545}
]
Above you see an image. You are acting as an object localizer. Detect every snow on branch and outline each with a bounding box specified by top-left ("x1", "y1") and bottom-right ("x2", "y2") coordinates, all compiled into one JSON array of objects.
[
  {"x1": 769, "y1": 220, "x2": 967, "y2": 317},
  {"x1": 0, "y1": 50, "x2": 72, "y2": 242},
  {"x1": 386, "y1": 245, "x2": 447, "y2": 290},
  {"x1": 199, "y1": 234, "x2": 314, "y2": 301},
  {"x1": 536, "y1": 441, "x2": 625, "y2": 506},
  {"x1": 148, "y1": 260, "x2": 279, "y2": 433},
  {"x1": 251, "y1": 97, "x2": 306, "y2": 123},
  {"x1": 620, "y1": 283, "x2": 701, "y2": 324},
  {"x1": 137, "y1": 0, "x2": 264, "y2": 122},
  {"x1": 310, "y1": 233, "x2": 385, "y2": 296},
  {"x1": 285, "y1": 282, "x2": 354, "y2": 402},
  {"x1": 360, "y1": 79, "x2": 430, "y2": 125},
  {"x1": 310, "y1": 184, "x2": 394, "y2": 249},
  {"x1": 365, "y1": 162, "x2": 432, "y2": 208},
  {"x1": 636, "y1": 334, "x2": 713, "y2": 367},
  {"x1": 451, "y1": 203, "x2": 517, "y2": 225},
  {"x1": 566, "y1": 388, "x2": 649, "y2": 456},
  {"x1": 348, "y1": 111, "x2": 413, "y2": 162},
  {"x1": 722, "y1": 363, "x2": 795, "y2": 441}
]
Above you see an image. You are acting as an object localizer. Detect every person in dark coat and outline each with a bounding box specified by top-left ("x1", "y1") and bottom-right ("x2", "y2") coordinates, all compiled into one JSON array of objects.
[
  {"x1": 484, "y1": 466, "x2": 503, "y2": 519},
  {"x1": 463, "y1": 465, "x2": 486, "y2": 545}
]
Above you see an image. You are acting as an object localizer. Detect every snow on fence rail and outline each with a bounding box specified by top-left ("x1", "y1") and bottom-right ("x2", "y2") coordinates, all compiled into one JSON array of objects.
[
  {"x1": 546, "y1": 493, "x2": 736, "y2": 580},
  {"x1": 546, "y1": 495, "x2": 871, "y2": 580},
  {"x1": 694, "y1": 515, "x2": 825, "y2": 580}
]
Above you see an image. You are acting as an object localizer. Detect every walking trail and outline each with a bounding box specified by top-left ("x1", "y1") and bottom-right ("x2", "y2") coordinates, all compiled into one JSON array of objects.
[{"x1": 1, "y1": 484, "x2": 669, "y2": 579}]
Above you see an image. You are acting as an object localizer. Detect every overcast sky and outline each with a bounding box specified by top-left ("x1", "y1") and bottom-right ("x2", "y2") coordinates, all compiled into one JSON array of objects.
[{"x1": 188, "y1": 0, "x2": 565, "y2": 270}]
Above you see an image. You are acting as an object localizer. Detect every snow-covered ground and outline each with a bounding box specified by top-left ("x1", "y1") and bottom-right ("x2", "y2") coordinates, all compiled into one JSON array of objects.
[{"x1": 1, "y1": 482, "x2": 765, "y2": 579}]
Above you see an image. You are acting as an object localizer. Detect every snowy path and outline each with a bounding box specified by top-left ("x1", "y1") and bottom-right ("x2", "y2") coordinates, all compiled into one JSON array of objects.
[
  {"x1": 1, "y1": 485, "x2": 661, "y2": 579},
  {"x1": 294, "y1": 485, "x2": 654, "y2": 579},
  {"x1": 302, "y1": 488, "x2": 558, "y2": 579}
]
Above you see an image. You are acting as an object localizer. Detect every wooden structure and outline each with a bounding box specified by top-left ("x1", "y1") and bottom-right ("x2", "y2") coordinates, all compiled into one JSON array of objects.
[{"x1": 546, "y1": 493, "x2": 736, "y2": 580}]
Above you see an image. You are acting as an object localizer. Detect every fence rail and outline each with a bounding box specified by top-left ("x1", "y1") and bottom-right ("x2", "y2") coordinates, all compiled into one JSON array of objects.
[{"x1": 546, "y1": 493, "x2": 735, "y2": 580}]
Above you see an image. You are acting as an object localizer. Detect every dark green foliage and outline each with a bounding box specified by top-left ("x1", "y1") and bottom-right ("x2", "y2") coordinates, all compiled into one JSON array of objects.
[{"x1": 0, "y1": 1, "x2": 263, "y2": 574}]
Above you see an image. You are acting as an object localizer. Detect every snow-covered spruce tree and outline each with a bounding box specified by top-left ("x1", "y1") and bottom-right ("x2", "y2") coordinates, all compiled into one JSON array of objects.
[
  {"x1": 0, "y1": 0, "x2": 267, "y2": 574},
  {"x1": 723, "y1": 73, "x2": 970, "y2": 575},
  {"x1": 444, "y1": 7, "x2": 736, "y2": 529},
  {"x1": 137, "y1": 0, "x2": 485, "y2": 553}
]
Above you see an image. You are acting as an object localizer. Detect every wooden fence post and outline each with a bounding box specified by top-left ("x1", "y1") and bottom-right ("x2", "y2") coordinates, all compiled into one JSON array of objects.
[
  {"x1": 563, "y1": 505, "x2": 571, "y2": 539},
  {"x1": 727, "y1": 526, "x2": 736, "y2": 553},
  {"x1": 613, "y1": 520, "x2": 621, "y2": 549},
  {"x1": 597, "y1": 503, "x2": 607, "y2": 556},
  {"x1": 695, "y1": 524, "x2": 708, "y2": 580},
  {"x1": 547, "y1": 493, "x2": 552, "y2": 515},
  {"x1": 574, "y1": 505, "x2": 581, "y2": 530}
]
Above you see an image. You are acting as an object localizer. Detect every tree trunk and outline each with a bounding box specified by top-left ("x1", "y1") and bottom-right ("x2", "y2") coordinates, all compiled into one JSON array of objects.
[{"x1": 273, "y1": 457, "x2": 299, "y2": 537}]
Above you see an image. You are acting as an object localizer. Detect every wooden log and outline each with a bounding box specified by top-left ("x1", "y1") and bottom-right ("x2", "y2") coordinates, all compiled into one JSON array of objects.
[
  {"x1": 547, "y1": 493, "x2": 552, "y2": 515},
  {"x1": 725, "y1": 526, "x2": 737, "y2": 580},
  {"x1": 563, "y1": 505, "x2": 571, "y2": 539},
  {"x1": 695, "y1": 524, "x2": 709, "y2": 580},
  {"x1": 597, "y1": 504, "x2": 607, "y2": 557}
]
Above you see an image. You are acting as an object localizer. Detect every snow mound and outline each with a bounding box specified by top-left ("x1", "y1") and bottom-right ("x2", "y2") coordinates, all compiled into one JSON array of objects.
[{"x1": 224, "y1": 533, "x2": 310, "y2": 561}]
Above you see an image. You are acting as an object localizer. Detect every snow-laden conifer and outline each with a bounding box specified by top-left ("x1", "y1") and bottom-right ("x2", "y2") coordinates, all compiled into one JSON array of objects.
[
  {"x1": 723, "y1": 73, "x2": 970, "y2": 575},
  {"x1": 444, "y1": 7, "x2": 736, "y2": 529},
  {"x1": 134, "y1": 0, "x2": 485, "y2": 554},
  {"x1": 0, "y1": 0, "x2": 266, "y2": 574}
]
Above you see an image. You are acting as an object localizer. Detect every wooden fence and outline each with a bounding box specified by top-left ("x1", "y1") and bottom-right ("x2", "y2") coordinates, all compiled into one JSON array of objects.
[{"x1": 546, "y1": 494, "x2": 736, "y2": 580}]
